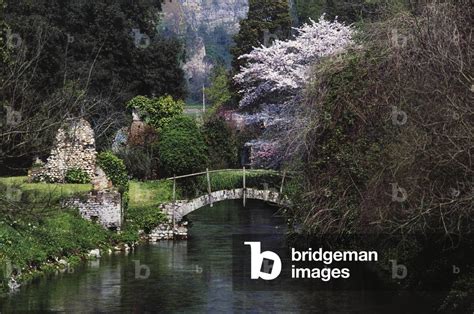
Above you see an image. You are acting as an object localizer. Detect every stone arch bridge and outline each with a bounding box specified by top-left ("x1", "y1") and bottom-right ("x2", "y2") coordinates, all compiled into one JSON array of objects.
[
  {"x1": 149, "y1": 168, "x2": 291, "y2": 241},
  {"x1": 160, "y1": 188, "x2": 289, "y2": 222}
]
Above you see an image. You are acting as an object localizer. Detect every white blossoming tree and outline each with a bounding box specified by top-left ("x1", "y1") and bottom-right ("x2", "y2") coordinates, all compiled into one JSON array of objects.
[
  {"x1": 235, "y1": 15, "x2": 354, "y2": 107},
  {"x1": 233, "y1": 15, "x2": 354, "y2": 168}
]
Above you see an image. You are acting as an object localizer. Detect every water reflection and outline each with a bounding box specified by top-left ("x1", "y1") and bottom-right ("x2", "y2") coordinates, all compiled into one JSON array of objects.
[{"x1": 0, "y1": 200, "x2": 436, "y2": 313}]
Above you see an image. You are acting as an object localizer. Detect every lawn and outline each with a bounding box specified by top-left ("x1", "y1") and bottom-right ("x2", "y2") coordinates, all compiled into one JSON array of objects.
[
  {"x1": 129, "y1": 180, "x2": 174, "y2": 208},
  {"x1": 0, "y1": 176, "x2": 174, "y2": 208},
  {"x1": 0, "y1": 176, "x2": 91, "y2": 205}
]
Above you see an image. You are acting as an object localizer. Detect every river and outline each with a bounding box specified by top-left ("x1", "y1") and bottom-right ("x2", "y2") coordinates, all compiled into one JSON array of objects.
[{"x1": 0, "y1": 200, "x2": 433, "y2": 313}]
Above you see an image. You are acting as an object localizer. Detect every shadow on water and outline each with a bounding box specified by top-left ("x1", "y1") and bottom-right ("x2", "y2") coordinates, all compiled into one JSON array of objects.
[{"x1": 0, "y1": 200, "x2": 442, "y2": 313}]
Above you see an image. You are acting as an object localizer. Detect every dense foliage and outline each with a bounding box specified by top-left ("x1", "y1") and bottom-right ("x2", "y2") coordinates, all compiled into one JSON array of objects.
[
  {"x1": 0, "y1": 0, "x2": 7, "y2": 64},
  {"x1": 158, "y1": 116, "x2": 208, "y2": 176},
  {"x1": 0, "y1": 209, "x2": 110, "y2": 293},
  {"x1": 287, "y1": 2, "x2": 473, "y2": 237},
  {"x1": 0, "y1": 0, "x2": 186, "y2": 174},
  {"x1": 205, "y1": 66, "x2": 234, "y2": 110},
  {"x1": 96, "y1": 151, "x2": 129, "y2": 193},
  {"x1": 126, "y1": 95, "x2": 184, "y2": 130},
  {"x1": 235, "y1": 16, "x2": 354, "y2": 108},
  {"x1": 295, "y1": 0, "x2": 409, "y2": 24},
  {"x1": 65, "y1": 168, "x2": 91, "y2": 184},
  {"x1": 116, "y1": 146, "x2": 158, "y2": 181},
  {"x1": 202, "y1": 117, "x2": 238, "y2": 169}
]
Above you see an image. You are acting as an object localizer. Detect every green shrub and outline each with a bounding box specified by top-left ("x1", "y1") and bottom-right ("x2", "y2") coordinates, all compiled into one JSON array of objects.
[
  {"x1": 202, "y1": 117, "x2": 238, "y2": 169},
  {"x1": 0, "y1": 210, "x2": 109, "y2": 276},
  {"x1": 158, "y1": 115, "x2": 208, "y2": 176},
  {"x1": 96, "y1": 151, "x2": 129, "y2": 193},
  {"x1": 126, "y1": 95, "x2": 184, "y2": 130},
  {"x1": 65, "y1": 168, "x2": 90, "y2": 184},
  {"x1": 125, "y1": 206, "x2": 167, "y2": 234}
]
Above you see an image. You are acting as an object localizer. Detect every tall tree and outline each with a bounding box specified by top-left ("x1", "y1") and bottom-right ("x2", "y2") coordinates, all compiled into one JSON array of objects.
[
  {"x1": 0, "y1": 0, "x2": 187, "y2": 174},
  {"x1": 0, "y1": 0, "x2": 7, "y2": 64},
  {"x1": 231, "y1": 0, "x2": 292, "y2": 73},
  {"x1": 3, "y1": 0, "x2": 186, "y2": 104}
]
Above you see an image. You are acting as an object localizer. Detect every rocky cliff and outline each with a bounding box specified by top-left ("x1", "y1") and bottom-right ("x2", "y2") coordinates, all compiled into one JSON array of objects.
[{"x1": 161, "y1": 0, "x2": 249, "y2": 102}]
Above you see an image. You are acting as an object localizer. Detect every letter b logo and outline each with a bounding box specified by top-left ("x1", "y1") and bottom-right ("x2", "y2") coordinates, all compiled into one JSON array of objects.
[{"x1": 244, "y1": 242, "x2": 282, "y2": 280}]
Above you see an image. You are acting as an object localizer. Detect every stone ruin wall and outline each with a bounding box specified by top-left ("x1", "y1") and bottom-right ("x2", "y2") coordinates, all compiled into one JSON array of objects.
[
  {"x1": 66, "y1": 190, "x2": 122, "y2": 231},
  {"x1": 31, "y1": 119, "x2": 97, "y2": 182}
]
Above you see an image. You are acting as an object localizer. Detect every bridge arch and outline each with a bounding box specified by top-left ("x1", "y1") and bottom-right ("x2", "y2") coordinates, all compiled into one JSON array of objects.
[{"x1": 160, "y1": 188, "x2": 289, "y2": 221}]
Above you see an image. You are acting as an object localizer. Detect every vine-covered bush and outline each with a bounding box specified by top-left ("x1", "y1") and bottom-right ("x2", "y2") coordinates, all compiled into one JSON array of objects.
[
  {"x1": 126, "y1": 95, "x2": 184, "y2": 130},
  {"x1": 158, "y1": 116, "x2": 208, "y2": 176},
  {"x1": 96, "y1": 151, "x2": 129, "y2": 193},
  {"x1": 65, "y1": 168, "x2": 90, "y2": 184},
  {"x1": 287, "y1": 2, "x2": 472, "y2": 237}
]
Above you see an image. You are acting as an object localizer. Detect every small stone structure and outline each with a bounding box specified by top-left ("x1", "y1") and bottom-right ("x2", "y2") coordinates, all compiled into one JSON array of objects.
[
  {"x1": 65, "y1": 166, "x2": 122, "y2": 231},
  {"x1": 66, "y1": 189, "x2": 122, "y2": 231},
  {"x1": 148, "y1": 222, "x2": 188, "y2": 241},
  {"x1": 148, "y1": 188, "x2": 288, "y2": 241},
  {"x1": 31, "y1": 119, "x2": 96, "y2": 182}
]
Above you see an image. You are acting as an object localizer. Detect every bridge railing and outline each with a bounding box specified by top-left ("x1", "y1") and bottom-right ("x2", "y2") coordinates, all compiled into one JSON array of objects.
[{"x1": 165, "y1": 168, "x2": 290, "y2": 204}]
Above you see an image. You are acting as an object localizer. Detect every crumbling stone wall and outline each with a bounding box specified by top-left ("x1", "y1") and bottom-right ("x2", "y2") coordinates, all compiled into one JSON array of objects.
[
  {"x1": 32, "y1": 119, "x2": 96, "y2": 182},
  {"x1": 66, "y1": 190, "x2": 122, "y2": 231}
]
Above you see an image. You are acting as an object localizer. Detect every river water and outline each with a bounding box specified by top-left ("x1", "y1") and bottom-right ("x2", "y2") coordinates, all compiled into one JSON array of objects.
[{"x1": 1, "y1": 200, "x2": 433, "y2": 313}]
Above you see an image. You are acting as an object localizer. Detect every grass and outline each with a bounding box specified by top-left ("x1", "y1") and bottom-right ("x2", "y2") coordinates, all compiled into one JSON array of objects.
[
  {"x1": 129, "y1": 180, "x2": 174, "y2": 208},
  {"x1": 0, "y1": 176, "x2": 90, "y2": 197},
  {"x1": 0, "y1": 177, "x2": 174, "y2": 208},
  {"x1": 0, "y1": 176, "x2": 175, "y2": 293},
  {"x1": 180, "y1": 169, "x2": 283, "y2": 198}
]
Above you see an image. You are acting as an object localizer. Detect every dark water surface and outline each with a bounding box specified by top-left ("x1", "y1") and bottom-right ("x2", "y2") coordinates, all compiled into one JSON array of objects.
[{"x1": 1, "y1": 200, "x2": 435, "y2": 313}]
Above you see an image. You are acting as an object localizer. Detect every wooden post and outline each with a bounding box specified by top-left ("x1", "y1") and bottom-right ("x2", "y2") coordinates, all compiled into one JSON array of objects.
[
  {"x1": 173, "y1": 175, "x2": 176, "y2": 202},
  {"x1": 172, "y1": 175, "x2": 176, "y2": 228},
  {"x1": 206, "y1": 168, "x2": 213, "y2": 207},
  {"x1": 243, "y1": 167, "x2": 246, "y2": 207},
  {"x1": 280, "y1": 170, "x2": 286, "y2": 194}
]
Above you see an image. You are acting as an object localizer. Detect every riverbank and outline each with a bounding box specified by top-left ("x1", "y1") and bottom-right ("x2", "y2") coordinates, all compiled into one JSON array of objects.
[{"x1": 0, "y1": 177, "x2": 174, "y2": 295}]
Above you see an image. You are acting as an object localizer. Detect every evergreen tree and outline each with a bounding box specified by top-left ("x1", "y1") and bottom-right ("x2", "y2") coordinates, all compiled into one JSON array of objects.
[
  {"x1": 231, "y1": 0, "x2": 292, "y2": 73},
  {"x1": 3, "y1": 0, "x2": 186, "y2": 103}
]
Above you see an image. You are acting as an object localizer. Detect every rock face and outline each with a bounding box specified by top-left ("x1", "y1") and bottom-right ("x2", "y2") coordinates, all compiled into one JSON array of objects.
[
  {"x1": 162, "y1": 0, "x2": 248, "y2": 34},
  {"x1": 32, "y1": 119, "x2": 96, "y2": 183},
  {"x1": 161, "y1": 0, "x2": 249, "y2": 102}
]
